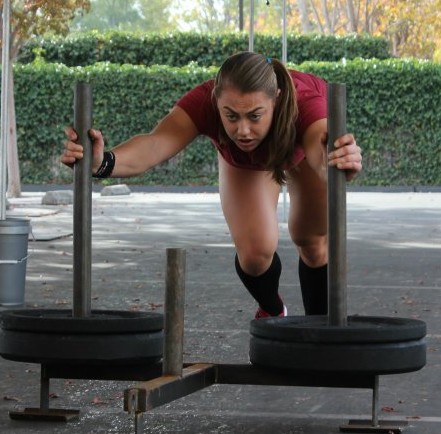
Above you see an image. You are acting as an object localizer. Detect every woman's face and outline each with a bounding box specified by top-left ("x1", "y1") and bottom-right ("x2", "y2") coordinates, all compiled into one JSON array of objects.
[{"x1": 216, "y1": 86, "x2": 277, "y2": 153}]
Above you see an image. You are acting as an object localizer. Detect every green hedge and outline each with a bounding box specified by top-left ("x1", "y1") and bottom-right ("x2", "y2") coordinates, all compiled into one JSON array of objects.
[
  {"x1": 13, "y1": 58, "x2": 441, "y2": 186},
  {"x1": 299, "y1": 58, "x2": 441, "y2": 185},
  {"x1": 18, "y1": 31, "x2": 390, "y2": 67},
  {"x1": 14, "y1": 61, "x2": 217, "y2": 185}
]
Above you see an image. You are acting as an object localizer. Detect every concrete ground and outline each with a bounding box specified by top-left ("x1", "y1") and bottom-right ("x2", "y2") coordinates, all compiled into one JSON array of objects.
[{"x1": 0, "y1": 188, "x2": 440, "y2": 434}]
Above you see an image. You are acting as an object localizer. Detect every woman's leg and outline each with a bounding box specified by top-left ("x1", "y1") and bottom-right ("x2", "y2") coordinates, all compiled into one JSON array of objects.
[
  {"x1": 218, "y1": 154, "x2": 284, "y2": 316},
  {"x1": 286, "y1": 159, "x2": 328, "y2": 315}
]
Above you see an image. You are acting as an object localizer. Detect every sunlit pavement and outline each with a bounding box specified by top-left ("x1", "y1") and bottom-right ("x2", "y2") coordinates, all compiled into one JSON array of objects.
[{"x1": 0, "y1": 189, "x2": 440, "y2": 433}]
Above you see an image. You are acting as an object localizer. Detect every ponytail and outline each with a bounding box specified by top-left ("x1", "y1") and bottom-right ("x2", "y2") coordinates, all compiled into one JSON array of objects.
[{"x1": 266, "y1": 58, "x2": 298, "y2": 184}]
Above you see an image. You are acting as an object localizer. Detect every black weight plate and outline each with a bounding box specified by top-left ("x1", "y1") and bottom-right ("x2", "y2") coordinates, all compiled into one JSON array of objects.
[
  {"x1": 0, "y1": 328, "x2": 163, "y2": 365},
  {"x1": 0, "y1": 309, "x2": 163, "y2": 334},
  {"x1": 250, "y1": 315, "x2": 426, "y2": 343},
  {"x1": 249, "y1": 335, "x2": 426, "y2": 374}
]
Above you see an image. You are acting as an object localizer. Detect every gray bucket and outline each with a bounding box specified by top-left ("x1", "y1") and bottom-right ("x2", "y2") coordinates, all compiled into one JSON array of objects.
[{"x1": 0, "y1": 218, "x2": 30, "y2": 306}]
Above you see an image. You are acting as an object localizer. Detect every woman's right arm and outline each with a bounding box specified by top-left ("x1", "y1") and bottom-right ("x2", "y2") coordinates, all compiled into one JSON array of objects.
[{"x1": 61, "y1": 106, "x2": 199, "y2": 177}]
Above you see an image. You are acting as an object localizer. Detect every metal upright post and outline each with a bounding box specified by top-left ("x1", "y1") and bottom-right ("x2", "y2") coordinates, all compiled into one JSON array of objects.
[
  {"x1": 0, "y1": 0, "x2": 11, "y2": 220},
  {"x1": 73, "y1": 82, "x2": 93, "y2": 318},
  {"x1": 282, "y1": 0, "x2": 287, "y2": 64},
  {"x1": 162, "y1": 248, "x2": 186, "y2": 377},
  {"x1": 39, "y1": 366, "x2": 50, "y2": 412},
  {"x1": 249, "y1": 0, "x2": 254, "y2": 51},
  {"x1": 371, "y1": 375, "x2": 380, "y2": 427},
  {"x1": 327, "y1": 83, "x2": 348, "y2": 327},
  {"x1": 281, "y1": 0, "x2": 288, "y2": 222}
]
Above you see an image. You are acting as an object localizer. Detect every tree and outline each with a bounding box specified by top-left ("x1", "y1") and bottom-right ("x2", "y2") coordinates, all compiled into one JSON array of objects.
[
  {"x1": 290, "y1": 0, "x2": 380, "y2": 35},
  {"x1": 71, "y1": 0, "x2": 173, "y2": 32},
  {"x1": 0, "y1": 0, "x2": 90, "y2": 197},
  {"x1": 168, "y1": 0, "x2": 235, "y2": 32},
  {"x1": 163, "y1": 0, "x2": 441, "y2": 59},
  {"x1": 137, "y1": 0, "x2": 173, "y2": 32},
  {"x1": 296, "y1": 0, "x2": 312, "y2": 32},
  {"x1": 290, "y1": 0, "x2": 441, "y2": 59},
  {"x1": 375, "y1": 0, "x2": 441, "y2": 59}
]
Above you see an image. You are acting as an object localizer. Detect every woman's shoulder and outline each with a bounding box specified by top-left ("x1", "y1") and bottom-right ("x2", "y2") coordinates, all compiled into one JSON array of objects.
[
  {"x1": 176, "y1": 79, "x2": 214, "y2": 110},
  {"x1": 188, "y1": 79, "x2": 215, "y2": 97},
  {"x1": 289, "y1": 69, "x2": 327, "y2": 96},
  {"x1": 175, "y1": 79, "x2": 219, "y2": 137},
  {"x1": 289, "y1": 70, "x2": 327, "y2": 138}
]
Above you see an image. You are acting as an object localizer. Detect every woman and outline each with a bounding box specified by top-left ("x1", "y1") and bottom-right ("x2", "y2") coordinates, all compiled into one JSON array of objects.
[{"x1": 62, "y1": 51, "x2": 362, "y2": 318}]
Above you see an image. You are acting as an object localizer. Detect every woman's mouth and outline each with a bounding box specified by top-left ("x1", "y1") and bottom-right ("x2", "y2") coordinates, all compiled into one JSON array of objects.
[{"x1": 235, "y1": 138, "x2": 258, "y2": 151}]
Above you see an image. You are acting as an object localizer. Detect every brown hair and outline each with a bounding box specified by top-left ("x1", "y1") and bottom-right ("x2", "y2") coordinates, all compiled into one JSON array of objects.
[{"x1": 213, "y1": 51, "x2": 298, "y2": 184}]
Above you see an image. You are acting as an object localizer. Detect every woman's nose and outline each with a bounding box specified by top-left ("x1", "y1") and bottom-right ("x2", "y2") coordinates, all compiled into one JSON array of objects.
[{"x1": 237, "y1": 120, "x2": 251, "y2": 136}]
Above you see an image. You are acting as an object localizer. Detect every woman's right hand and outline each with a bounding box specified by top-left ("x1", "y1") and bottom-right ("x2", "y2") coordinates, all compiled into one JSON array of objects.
[{"x1": 61, "y1": 127, "x2": 106, "y2": 173}]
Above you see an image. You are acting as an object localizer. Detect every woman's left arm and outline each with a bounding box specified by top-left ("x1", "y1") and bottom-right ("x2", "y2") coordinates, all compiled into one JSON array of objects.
[{"x1": 301, "y1": 118, "x2": 362, "y2": 182}]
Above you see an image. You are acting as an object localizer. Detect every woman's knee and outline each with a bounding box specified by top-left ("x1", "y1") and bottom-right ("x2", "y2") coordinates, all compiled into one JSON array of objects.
[
  {"x1": 293, "y1": 236, "x2": 328, "y2": 268},
  {"x1": 236, "y1": 243, "x2": 276, "y2": 276}
]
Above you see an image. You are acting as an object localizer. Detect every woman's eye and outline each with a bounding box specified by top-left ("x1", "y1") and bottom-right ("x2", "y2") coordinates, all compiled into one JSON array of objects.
[{"x1": 226, "y1": 114, "x2": 237, "y2": 121}]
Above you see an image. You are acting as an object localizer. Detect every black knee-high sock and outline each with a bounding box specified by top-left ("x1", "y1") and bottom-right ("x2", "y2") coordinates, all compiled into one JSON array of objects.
[
  {"x1": 235, "y1": 252, "x2": 283, "y2": 316},
  {"x1": 298, "y1": 257, "x2": 328, "y2": 315}
]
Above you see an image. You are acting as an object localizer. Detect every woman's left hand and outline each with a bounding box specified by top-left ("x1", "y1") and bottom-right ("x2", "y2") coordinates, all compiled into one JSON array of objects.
[{"x1": 327, "y1": 133, "x2": 362, "y2": 181}]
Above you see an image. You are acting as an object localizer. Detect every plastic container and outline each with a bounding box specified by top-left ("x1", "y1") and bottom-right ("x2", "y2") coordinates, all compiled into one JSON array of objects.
[{"x1": 0, "y1": 218, "x2": 30, "y2": 306}]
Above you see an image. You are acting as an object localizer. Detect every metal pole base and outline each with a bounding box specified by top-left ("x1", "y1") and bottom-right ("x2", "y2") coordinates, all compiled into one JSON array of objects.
[
  {"x1": 9, "y1": 408, "x2": 80, "y2": 422},
  {"x1": 7, "y1": 364, "x2": 80, "y2": 422},
  {"x1": 125, "y1": 363, "x2": 216, "y2": 414},
  {"x1": 340, "y1": 420, "x2": 408, "y2": 433},
  {"x1": 134, "y1": 412, "x2": 144, "y2": 434}
]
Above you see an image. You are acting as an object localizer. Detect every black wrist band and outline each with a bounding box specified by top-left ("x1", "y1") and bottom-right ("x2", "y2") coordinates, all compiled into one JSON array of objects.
[{"x1": 93, "y1": 151, "x2": 115, "y2": 178}]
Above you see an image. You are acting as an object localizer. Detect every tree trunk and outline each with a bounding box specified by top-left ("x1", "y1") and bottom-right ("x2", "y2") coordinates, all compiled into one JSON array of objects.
[
  {"x1": 6, "y1": 64, "x2": 21, "y2": 198},
  {"x1": 321, "y1": 0, "x2": 333, "y2": 33},
  {"x1": 345, "y1": 0, "x2": 358, "y2": 32},
  {"x1": 363, "y1": 0, "x2": 379, "y2": 35},
  {"x1": 296, "y1": 0, "x2": 312, "y2": 32},
  {"x1": 308, "y1": 0, "x2": 324, "y2": 33}
]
